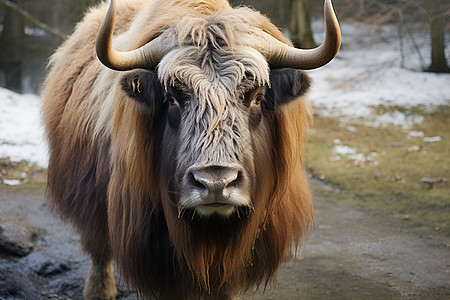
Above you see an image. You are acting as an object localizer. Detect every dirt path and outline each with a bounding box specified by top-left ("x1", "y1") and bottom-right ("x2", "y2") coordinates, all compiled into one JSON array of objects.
[
  {"x1": 1, "y1": 183, "x2": 449, "y2": 299},
  {"x1": 247, "y1": 192, "x2": 450, "y2": 300}
]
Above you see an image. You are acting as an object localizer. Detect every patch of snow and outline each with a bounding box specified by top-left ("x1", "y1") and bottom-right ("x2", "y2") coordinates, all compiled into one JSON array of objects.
[
  {"x1": 309, "y1": 22, "x2": 450, "y2": 129},
  {"x1": 332, "y1": 141, "x2": 379, "y2": 167},
  {"x1": 334, "y1": 145, "x2": 356, "y2": 155},
  {"x1": 2, "y1": 179, "x2": 22, "y2": 186},
  {"x1": 348, "y1": 152, "x2": 379, "y2": 167},
  {"x1": 0, "y1": 88, "x2": 48, "y2": 167},
  {"x1": 370, "y1": 113, "x2": 424, "y2": 129},
  {"x1": 408, "y1": 131, "x2": 424, "y2": 137},
  {"x1": 424, "y1": 136, "x2": 441, "y2": 143},
  {"x1": 348, "y1": 153, "x2": 366, "y2": 165},
  {"x1": 408, "y1": 145, "x2": 420, "y2": 152}
]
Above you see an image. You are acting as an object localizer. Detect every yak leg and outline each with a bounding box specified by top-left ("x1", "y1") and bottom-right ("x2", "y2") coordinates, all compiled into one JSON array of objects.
[
  {"x1": 78, "y1": 217, "x2": 117, "y2": 299},
  {"x1": 83, "y1": 254, "x2": 117, "y2": 300}
]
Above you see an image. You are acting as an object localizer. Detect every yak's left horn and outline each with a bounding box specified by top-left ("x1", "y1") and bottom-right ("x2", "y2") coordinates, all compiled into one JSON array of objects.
[
  {"x1": 96, "y1": 0, "x2": 171, "y2": 71},
  {"x1": 261, "y1": 0, "x2": 341, "y2": 70}
]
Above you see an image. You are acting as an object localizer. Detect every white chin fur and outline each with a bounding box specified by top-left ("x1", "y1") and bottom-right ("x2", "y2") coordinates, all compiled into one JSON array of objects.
[{"x1": 180, "y1": 189, "x2": 251, "y2": 217}]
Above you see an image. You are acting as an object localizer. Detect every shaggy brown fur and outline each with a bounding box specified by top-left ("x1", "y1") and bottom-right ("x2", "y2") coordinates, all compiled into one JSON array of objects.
[{"x1": 42, "y1": 0, "x2": 314, "y2": 299}]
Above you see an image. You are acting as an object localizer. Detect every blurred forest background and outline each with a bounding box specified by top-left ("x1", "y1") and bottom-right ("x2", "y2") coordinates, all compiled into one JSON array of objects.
[{"x1": 0, "y1": 0, "x2": 449, "y2": 93}]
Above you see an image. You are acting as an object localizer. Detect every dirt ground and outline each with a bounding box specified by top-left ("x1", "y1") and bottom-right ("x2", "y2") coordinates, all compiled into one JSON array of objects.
[{"x1": 0, "y1": 182, "x2": 449, "y2": 299}]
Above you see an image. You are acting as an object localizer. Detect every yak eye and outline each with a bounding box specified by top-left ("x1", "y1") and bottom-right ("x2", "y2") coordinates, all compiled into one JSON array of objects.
[
  {"x1": 168, "y1": 96, "x2": 177, "y2": 105},
  {"x1": 168, "y1": 97, "x2": 181, "y2": 128},
  {"x1": 254, "y1": 94, "x2": 264, "y2": 105}
]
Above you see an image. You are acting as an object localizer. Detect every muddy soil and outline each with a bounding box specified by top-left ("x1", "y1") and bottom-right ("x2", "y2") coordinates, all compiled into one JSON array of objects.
[{"x1": 0, "y1": 182, "x2": 449, "y2": 299}]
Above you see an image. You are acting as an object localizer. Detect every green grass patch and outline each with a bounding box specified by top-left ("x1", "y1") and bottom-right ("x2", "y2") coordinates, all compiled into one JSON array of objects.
[{"x1": 305, "y1": 105, "x2": 450, "y2": 237}]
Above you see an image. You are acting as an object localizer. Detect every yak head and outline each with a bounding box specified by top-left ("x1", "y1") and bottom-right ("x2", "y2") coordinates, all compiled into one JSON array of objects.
[{"x1": 98, "y1": 0, "x2": 339, "y2": 219}]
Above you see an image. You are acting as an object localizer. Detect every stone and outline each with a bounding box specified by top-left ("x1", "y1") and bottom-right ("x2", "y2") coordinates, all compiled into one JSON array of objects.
[{"x1": 0, "y1": 219, "x2": 37, "y2": 257}]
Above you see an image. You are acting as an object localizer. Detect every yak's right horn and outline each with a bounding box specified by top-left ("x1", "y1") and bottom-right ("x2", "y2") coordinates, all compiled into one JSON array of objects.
[{"x1": 96, "y1": 0, "x2": 171, "y2": 71}]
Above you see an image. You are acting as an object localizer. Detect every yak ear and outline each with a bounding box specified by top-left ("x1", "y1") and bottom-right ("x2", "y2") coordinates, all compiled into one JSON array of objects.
[
  {"x1": 265, "y1": 69, "x2": 311, "y2": 110},
  {"x1": 121, "y1": 69, "x2": 165, "y2": 112}
]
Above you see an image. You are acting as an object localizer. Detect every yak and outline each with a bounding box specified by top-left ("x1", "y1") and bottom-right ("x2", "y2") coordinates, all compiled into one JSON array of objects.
[{"x1": 41, "y1": 0, "x2": 340, "y2": 299}]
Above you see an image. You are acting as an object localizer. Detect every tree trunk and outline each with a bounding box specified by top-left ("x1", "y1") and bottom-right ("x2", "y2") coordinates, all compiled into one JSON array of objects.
[
  {"x1": 289, "y1": 0, "x2": 316, "y2": 49},
  {"x1": 0, "y1": 0, "x2": 24, "y2": 91},
  {"x1": 1, "y1": 0, "x2": 65, "y2": 39},
  {"x1": 426, "y1": 12, "x2": 449, "y2": 73}
]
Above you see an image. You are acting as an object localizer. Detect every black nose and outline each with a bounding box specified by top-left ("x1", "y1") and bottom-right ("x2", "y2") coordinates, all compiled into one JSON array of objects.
[{"x1": 188, "y1": 165, "x2": 243, "y2": 197}]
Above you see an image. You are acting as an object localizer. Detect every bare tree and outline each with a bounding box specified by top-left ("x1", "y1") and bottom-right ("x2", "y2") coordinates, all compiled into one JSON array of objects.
[
  {"x1": 231, "y1": 0, "x2": 316, "y2": 48},
  {"x1": 1, "y1": 0, "x2": 65, "y2": 38},
  {"x1": 0, "y1": 0, "x2": 89, "y2": 92},
  {"x1": 422, "y1": 0, "x2": 450, "y2": 73},
  {"x1": 338, "y1": 0, "x2": 449, "y2": 73},
  {"x1": 0, "y1": 0, "x2": 24, "y2": 91},
  {"x1": 288, "y1": 0, "x2": 316, "y2": 48}
]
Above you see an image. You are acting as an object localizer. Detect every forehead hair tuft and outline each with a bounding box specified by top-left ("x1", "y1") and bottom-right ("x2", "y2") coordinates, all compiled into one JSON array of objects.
[{"x1": 158, "y1": 8, "x2": 270, "y2": 131}]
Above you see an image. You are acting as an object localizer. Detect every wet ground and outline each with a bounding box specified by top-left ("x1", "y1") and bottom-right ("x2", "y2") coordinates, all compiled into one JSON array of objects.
[{"x1": 0, "y1": 182, "x2": 449, "y2": 299}]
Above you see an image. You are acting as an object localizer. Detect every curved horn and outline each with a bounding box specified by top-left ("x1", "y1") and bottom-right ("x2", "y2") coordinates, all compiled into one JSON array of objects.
[
  {"x1": 261, "y1": 0, "x2": 341, "y2": 70},
  {"x1": 96, "y1": 0, "x2": 171, "y2": 71}
]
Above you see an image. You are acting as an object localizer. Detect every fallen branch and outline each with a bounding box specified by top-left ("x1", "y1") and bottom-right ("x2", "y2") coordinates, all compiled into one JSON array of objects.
[{"x1": 1, "y1": 0, "x2": 66, "y2": 40}]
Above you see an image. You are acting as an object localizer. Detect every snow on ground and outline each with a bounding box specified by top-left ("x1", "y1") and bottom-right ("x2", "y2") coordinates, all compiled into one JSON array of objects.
[
  {"x1": 308, "y1": 22, "x2": 450, "y2": 126},
  {"x1": 0, "y1": 88, "x2": 48, "y2": 167},
  {"x1": 0, "y1": 22, "x2": 449, "y2": 168}
]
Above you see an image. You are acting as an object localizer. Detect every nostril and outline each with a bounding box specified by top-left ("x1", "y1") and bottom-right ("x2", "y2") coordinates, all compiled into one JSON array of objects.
[
  {"x1": 226, "y1": 171, "x2": 242, "y2": 189},
  {"x1": 189, "y1": 172, "x2": 208, "y2": 191}
]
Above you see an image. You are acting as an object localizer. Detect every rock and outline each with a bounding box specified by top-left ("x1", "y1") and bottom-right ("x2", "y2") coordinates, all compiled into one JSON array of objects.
[
  {"x1": 0, "y1": 218, "x2": 38, "y2": 257},
  {"x1": 34, "y1": 260, "x2": 71, "y2": 277},
  {"x1": 420, "y1": 177, "x2": 436, "y2": 184},
  {"x1": 47, "y1": 278, "x2": 84, "y2": 299},
  {"x1": 420, "y1": 177, "x2": 436, "y2": 190},
  {"x1": 0, "y1": 264, "x2": 42, "y2": 299}
]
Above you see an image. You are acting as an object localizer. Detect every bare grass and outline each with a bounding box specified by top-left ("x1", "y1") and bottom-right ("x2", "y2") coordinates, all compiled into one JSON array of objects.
[{"x1": 305, "y1": 105, "x2": 450, "y2": 237}]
